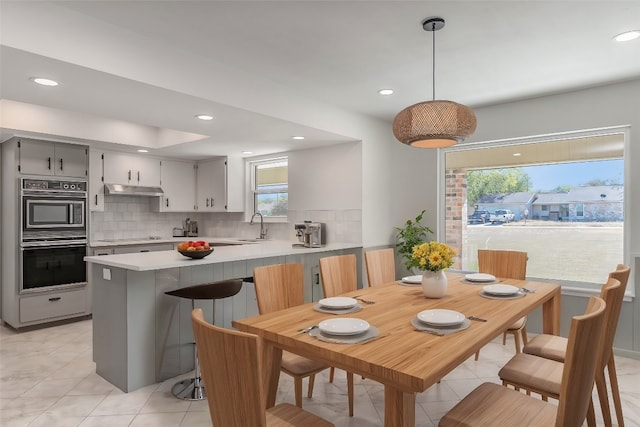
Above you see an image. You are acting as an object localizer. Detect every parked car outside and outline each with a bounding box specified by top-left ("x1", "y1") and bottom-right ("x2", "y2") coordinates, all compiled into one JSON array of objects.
[
  {"x1": 490, "y1": 209, "x2": 515, "y2": 223},
  {"x1": 468, "y1": 210, "x2": 491, "y2": 224}
]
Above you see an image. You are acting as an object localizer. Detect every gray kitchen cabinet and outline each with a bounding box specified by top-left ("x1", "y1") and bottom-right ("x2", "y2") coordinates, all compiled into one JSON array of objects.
[
  {"x1": 19, "y1": 287, "x2": 88, "y2": 323},
  {"x1": 103, "y1": 151, "x2": 161, "y2": 187},
  {"x1": 89, "y1": 149, "x2": 105, "y2": 211},
  {"x1": 195, "y1": 156, "x2": 244, "y2": 212},
  {"x1": 18, "y1": 138, "x2": 88, "y2": 178},
  {"x1": 154, "y1": 159, "x2": 196, "y2": 212}
]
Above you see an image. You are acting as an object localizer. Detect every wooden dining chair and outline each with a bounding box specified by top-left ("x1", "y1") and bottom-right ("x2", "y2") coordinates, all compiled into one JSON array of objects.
[
  {"x1": 520, "y1": 264, "x2": 630, "y2": 426},
  {"x1": 439, "y1": 296, "x2": 607, "y2": 427},
  {"x1": 475, "y1": 249, "x2": 528, "y2": 360},
  {"x1": 318, "y1": 254, "x2": 357, "y2": 414},
  {"x1": 253, "y1": 263, "x2": 333, "y2": 410},
  {"x1": 191, "y1": 308, "x2": 334, "y2": 427},
  {"x1": 498, "y1": 276, "x2": 624, "y2": 427},
  {"x1": 364, "y1": 248, "x2": 396, "y2": 287}
]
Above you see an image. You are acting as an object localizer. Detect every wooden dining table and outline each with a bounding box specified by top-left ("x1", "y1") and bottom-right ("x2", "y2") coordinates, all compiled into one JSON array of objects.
[{"x1": 232, "y1": 272, "x2": 561, "y2": 426}]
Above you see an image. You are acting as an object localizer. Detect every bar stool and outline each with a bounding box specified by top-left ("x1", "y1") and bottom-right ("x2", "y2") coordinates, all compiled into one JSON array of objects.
[{"x1": 165, "y1": 279, "x2": 243, "y2": 400}]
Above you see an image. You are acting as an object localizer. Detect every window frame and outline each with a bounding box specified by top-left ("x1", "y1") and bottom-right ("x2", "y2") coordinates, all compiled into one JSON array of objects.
[
  {"x1": 437, "y1": 125, "x2": 632, "y2": 298},
  {"x1": 246, "y1": 155, "x2": 289, "y2": 223}
]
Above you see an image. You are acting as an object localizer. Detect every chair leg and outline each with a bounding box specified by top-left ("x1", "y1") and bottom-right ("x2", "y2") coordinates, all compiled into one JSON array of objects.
[
  {"x1": 307, "y1": 374, "x2": 316, "y2": 398},
  {"x1": 521, "y1": 326, "x2": 528, "y2": 345},
  {"x1": 294, "y1": 377, "x2": 303, "y2": 407},
  {"x1": 474, "y1": 350, "x2": 480, "y2": 361},
  {"x1": 329, "y1": 366, "x2": 335, "y2": 383},
  {"x1": 513, "y1": 331, "x2": 521, "y2": 354},
  {"x1": 347, "y1": 371, "x2": 354, "y2": 417},
  {"x1": 502, "y1": 331, "x2": 507, "y2": 346},
  {"x1": 586, "y1": 397, "x2": 597, "y2": 427},
  {"x1": 595, "y1": 371, "x2": 613, "y2": 427},
  {"x1": 607, "y1": 356, "x2": 625, "y2": 427}
]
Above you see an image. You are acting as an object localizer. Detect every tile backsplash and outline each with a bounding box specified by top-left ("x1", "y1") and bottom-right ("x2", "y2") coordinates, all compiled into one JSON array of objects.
[{"x1": 90, "y1": 196, "x2": 362, "y2": 244}]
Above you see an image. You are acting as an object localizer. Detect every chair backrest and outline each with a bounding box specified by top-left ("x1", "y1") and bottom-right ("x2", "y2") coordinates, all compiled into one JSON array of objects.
[
  {"x1": 596, "y1": 265, "x2": 630, "y2": 368},
  {"x1": 253, "y1": 263, "x2": 305, "y2": 314},
  {"x1": 319, "y1": 254, "x2": 357, "y2": 297},
  {"x1": 191, "y1": 308, "x2": 267, "y2": 427},
  {"x1": 365, "y1": 248, "x2": 396, "y2": 287},
  {"x1": 556, "y1": 296, "x2": 607, "y2": 427},
  {"x1": 477, "y1": 249, "x2": 527, "y2": 280}
]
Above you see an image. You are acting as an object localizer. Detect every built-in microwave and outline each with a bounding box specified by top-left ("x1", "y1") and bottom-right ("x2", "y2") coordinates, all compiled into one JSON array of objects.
[
  {"x1": 24, "y1": 199, "x2": 85, "y2": 229},
  {"x1": 21, "y1": 178, "x2": 87, "y2": 232}
]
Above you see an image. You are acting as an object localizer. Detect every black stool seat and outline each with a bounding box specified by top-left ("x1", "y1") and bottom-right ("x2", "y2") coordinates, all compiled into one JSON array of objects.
[
  {"x1": 165, "y1": 279, "x2": 243, "y2": 300},
  {"x1": 165, "y1": 278, "x2": 243, "y2": 401}
]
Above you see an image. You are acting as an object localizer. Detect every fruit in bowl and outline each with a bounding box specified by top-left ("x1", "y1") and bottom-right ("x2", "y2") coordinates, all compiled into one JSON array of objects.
[{"x1": 177, "y1": 240, "x2": 213, "y2": 259}]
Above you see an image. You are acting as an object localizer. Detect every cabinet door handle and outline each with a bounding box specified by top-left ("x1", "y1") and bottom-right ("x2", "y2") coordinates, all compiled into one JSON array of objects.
[
  {"x1": 206, "y1": 198, "x2": 209, "y2": 207},
  {"x1": 166, "y1": 198, "x2": 169, "y2": 207},
  {"x1": 48, "y1": 157, "x2": 52, "y2": 170},
  {"x1": 140, "y1": 250, "x2": 149, "y2": 252},
  {"x1": 314, "y1": 273, "x2": 320, "y2": 285},
  {"x1": 49, "y1": 297, "x2": 61, "y2": 302},
  {"x1": 60, "y1": 158, "x2": 64, "y2": 171},
  {"x1": 128, "y1": 170, "x2": 132, "y2": 181},
  {"x1": 95, "y1": 194, "x2": 98, "y2": 205},
  {"x1": 211, "y1": 198, "x2": 215, "y2": 207},
  {"x1": 137, "y1": 171, "x2": 140, "y2": 182}
]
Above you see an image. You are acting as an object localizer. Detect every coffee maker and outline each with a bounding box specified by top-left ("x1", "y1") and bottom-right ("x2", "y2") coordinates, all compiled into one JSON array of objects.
[{"x1": 294, "y1": 221, "x2": 325, "y2": 248}]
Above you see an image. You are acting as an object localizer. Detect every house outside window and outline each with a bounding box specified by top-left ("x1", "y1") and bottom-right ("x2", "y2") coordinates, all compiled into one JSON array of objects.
[
  {"x1": 251, "y1": 157, "x2": 288, "y2": 218},
  {"x1": 577, "y1": 203, "x2": 584, "y2": 217}
]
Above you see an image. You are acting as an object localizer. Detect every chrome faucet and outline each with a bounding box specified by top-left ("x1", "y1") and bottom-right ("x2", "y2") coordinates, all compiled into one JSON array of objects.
[{"x1": 250, "y1": 212, "x2": 267, "y2": 239}]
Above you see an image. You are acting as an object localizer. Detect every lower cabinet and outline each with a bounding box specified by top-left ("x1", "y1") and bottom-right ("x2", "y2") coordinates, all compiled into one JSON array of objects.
[{"x1": 20, "y1": 287, "x2": 88, "y2": 323}]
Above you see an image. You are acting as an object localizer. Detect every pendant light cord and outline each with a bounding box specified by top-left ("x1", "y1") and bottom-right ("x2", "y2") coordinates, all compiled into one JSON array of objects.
[{"x1": 432, "y1": 20, "x2": 436, "y2": 101}]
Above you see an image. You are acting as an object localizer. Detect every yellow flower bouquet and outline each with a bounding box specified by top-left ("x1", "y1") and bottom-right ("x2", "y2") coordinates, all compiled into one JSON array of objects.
[{"x1": 410, "y1": 241, "x2": 456, "y2": 272}]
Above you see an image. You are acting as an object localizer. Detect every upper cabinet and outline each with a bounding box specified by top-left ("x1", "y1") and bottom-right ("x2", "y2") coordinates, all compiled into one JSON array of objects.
[
  {"x1": 103, "y1": 151, "x2": 161, "y2": 187},
  {"x1": 89, "y1": 150, "x2": 105, "y2": 211},
  {"x1": 18, "y1": 139, "x2": 87, "y2": 178},
  {"x1": 154, "y1": 159, "x2": 197, "y2": 212},
  {"x1": 195, "y1": 156, "x2": 244, "y2": 212}
]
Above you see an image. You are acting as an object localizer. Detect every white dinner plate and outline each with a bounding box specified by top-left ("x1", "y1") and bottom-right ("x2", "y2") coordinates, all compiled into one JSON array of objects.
[
  {"x1": 318, "y1": 297, "x2": 358, "y2": 309},
  {"x1": 465, "y1": 273, "x2": 496, "y2": 282},
  {"x1": 319, "y1": 318, "x2": 370, "y2": 336},
  {"x1": 483, "y1": 284, "x2": 520, "y2": 296},
  {"x1": 401, "y1": 275, "x2": 423, "y2": 284},
  {"x1": 417, "y1": 309, "x2": 466, "y2": 327}
]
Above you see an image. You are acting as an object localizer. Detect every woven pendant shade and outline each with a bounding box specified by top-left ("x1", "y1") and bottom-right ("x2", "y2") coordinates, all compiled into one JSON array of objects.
[
  {"x1": 393, "y1": 17, "x2": 477, "y2": 148},
  {"x1": 393, "y1": 100, "x2": 477, "y2": 148}
]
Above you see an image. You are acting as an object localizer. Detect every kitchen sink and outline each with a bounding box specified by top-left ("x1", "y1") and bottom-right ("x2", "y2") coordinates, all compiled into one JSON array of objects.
[{"x1": 208, "y1": 242, "x2": 245, "y2": 247}]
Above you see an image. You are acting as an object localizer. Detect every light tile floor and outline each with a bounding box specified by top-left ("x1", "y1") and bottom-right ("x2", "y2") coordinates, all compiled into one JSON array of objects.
[{"x1": 1, "y1": 318, "x2": 639, "y2": 426}]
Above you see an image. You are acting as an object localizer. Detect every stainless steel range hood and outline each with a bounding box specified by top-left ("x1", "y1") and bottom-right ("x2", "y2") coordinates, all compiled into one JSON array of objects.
[{"x1": 104, "y1": 183, "x2": 164, "y2": 197}]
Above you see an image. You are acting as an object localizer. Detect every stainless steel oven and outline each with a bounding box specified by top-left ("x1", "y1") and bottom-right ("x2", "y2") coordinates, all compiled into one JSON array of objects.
[{"x1": 20, "y1": 178, "x2": 88, "y2": 293}]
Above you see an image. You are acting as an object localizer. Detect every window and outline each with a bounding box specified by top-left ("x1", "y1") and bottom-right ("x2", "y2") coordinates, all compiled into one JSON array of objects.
[
  {"x1": 442, "y1": 128, "x2": 627, "y2": 290},
  {"x1": 251, "y1": 157, "x2": 288, "y2": 218}
]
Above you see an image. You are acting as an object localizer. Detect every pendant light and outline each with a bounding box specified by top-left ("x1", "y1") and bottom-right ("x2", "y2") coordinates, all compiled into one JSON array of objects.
[{"x1": 393, "y1": 17, "x2": 477, "y2": 148}]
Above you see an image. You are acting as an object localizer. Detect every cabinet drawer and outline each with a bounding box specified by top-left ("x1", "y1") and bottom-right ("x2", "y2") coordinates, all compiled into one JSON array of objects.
[{"x1": 20, "y1": 288, "x2": 87, "y2": 323}]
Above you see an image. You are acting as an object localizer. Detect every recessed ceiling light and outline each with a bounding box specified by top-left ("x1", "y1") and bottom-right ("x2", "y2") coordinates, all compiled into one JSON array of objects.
[
  {"x1": 513, "y1": 153, "x2": 521, "y2": 157},
  {"x1": 378, "y1": 89, "x2": 394, "y2": 96},
  {"x1": 292, "y1": 136, "x2": 305, "y2": 140},
  {"x1": 31, "y1": 77, "x2": 59, "y2": 86},
  {"x1": 137, "y1": 149, "x2": 149, "y2": 153},
  {"x1": 614, "y1": 30, "x2": 640, "y2": 42},
  {"x1": 242, "y1": 151, "x2": 253, "y2": 154},
  {"x1": 195, "y1": 114, "x2": 214, "y2": 120}
]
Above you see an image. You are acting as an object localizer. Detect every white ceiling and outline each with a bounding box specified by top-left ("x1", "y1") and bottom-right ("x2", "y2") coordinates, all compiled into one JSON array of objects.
[{"x1": 1, "y1": 1, "x2": 639, "y2": 159}]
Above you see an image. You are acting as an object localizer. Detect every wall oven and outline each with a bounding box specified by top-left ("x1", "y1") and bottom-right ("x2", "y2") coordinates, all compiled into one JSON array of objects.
[{"x1": 20, "y1": 178, "x2": 88, "y2": 293}]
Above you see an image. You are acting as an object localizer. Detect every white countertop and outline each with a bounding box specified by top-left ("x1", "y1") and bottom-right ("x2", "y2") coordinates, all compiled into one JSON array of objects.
[
  {"x1": 85, "y1": 240, "x2": 361, "y2": 271},
  {"x1": 90, "y1": 236, "x2": 232, "y2": 247}
]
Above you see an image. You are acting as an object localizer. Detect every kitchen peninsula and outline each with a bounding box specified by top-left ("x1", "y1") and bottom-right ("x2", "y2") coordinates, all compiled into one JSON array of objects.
[{"x1": 84, "y1": 240, "x2": 362, "y2": 392}]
